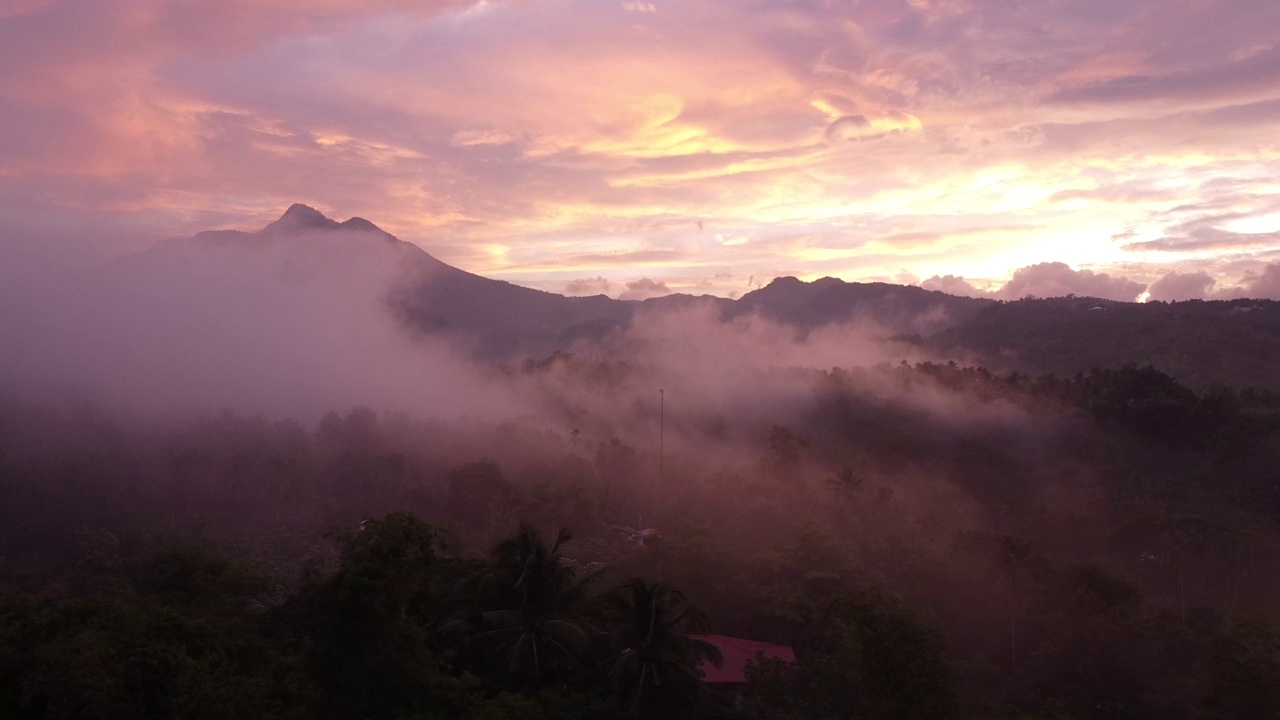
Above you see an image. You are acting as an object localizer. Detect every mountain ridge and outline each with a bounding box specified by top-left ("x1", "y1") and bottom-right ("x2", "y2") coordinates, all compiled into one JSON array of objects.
[{"x1": 110, "y1": 205, "x2": 1280, "y2": 390}]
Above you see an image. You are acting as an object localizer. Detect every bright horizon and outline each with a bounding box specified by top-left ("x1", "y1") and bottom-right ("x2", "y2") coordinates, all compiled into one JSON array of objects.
[{"x1": 3, "y1": 0, "x2": 1279, "y2": 301}]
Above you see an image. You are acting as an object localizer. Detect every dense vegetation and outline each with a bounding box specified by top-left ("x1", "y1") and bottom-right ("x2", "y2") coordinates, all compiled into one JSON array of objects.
[
  {"x1": 3, "y1": 360, "x2": 1280, "y2": 719},
  {"x1": 919, "y1": 296, "x2": 1280, "y2": 391}
]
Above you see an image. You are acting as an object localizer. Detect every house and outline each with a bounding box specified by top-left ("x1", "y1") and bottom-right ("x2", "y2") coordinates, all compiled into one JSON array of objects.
[{"x1": 688, "y1": 634, "x2": 795, "y2": 685}]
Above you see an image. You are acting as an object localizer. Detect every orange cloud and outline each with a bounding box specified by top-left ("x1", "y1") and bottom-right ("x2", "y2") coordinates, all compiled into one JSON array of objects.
[{"x1": 1, "y1": 0, "x2": 1278, "y2": 296}]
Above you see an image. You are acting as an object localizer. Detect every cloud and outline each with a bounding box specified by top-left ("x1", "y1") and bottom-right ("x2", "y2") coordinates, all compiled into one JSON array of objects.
[
  {"x1": 451, "y1": 127, "x2": 519, "y2": 147},
  {"x1": 1047, "y1": 45, "x2": 1280, "y2": 108},
  {"x1": 1230, "y1": 263, "x2": 1280, "y2": 300},
  {"x1": 0, "y1": 215, "x2": 517, "y2": 421},
  {"x1": 996, "y1": 262, "x2": 1146, "y2": 302},
  {"x1": 1146, "y1": 270, "x2": 1216, "y2": 302},
  {"x1": 923, "y1": 262, "x2": 1150, "y2": 302},
  {"x1": 2, "y1": 0, "x2": 1280, "y2": 290},
  {"x1": 1124, "y1": 229, "x2": 1280, "y2": 253},
  {"x1": 1117, "y1": 190, "x2": 1280, "y2": 257},
  {"x1": 920, "y1": 274, "x2": 989, "y2": 298},
  {"x1": 564, "y1": 276, "x2": 614, "y2": 296},
  {"x1": 619, "y1": 277, "x2": 672, "y2": 301},
  {"x1": 1123, "y1": 213, "x2": 1280, "y2": 253},
  {"x1": 824, "y1": 111, "x2": 922, "y2": 144}
]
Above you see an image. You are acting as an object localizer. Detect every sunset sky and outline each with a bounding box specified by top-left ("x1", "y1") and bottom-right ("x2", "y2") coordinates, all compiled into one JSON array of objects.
[{"x1": 3, "y1": 0, "x2": 1279, "y2": 300}]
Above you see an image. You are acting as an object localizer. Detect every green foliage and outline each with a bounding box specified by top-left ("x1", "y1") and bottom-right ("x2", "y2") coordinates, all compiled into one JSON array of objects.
[
  {"x1": 29, "y1": 601, "x2": 290, "y2": 719},
  {"x1": 1019, "y1": 564, "x2": 1161, "y2": 720},
  {"x1": 303, "y1": 513, "x2": 477, "y2": 719},
  {"x1": 767, "y1": 426, "x2": 811, "y2": 472},
  {"x1": 140, "y1": 545, "x2": 266, "y2": 610},
  {"x1": 0, "y1": 583, "x2": 37, "y2": 716},
  {"x1": 926, "y1": 296, "x2": 1280, "y2": 393},
  {"x1": 764, "y1": 522, "x2": 849, "y2": 628},
  {"x1": 467, "y1": 690, "x2": 615, "y2": 720},
  {"x1": 750, "y1": 590, "x2": 956, "y2": 720},
  {"x1": 464, "y1": 524, "x2": 598, "y2": 688},
  {"x1": 1055, "y1": 563, "x2": 1142, "y2": 618},
  {"x1": 595, "y1": 438, "x2": 639, "y2": 484},
  {"x1": 447, "y1": 460, "x2": 516, "y2": 536},
  {"x1": 602, "y1": 578, "x2": 721, "y2": 718},
  {"x1": 5, "y1": 356, "x2": 1280, "y2": 720},
  {"x1": 1203, "y1": 617, "x2": 1280, "y2": 720}
]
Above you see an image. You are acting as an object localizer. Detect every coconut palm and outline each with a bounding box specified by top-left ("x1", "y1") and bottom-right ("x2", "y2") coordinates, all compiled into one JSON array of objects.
[
  {"x1": 470, "y1": 524, "x2": 599, "y2": 687},
  {"x1": 602, "y1": 578, "x2": 722, "y2": 718},
  {"x1": 956, "y1": 532, "x2": 1050, "y2": 673}
]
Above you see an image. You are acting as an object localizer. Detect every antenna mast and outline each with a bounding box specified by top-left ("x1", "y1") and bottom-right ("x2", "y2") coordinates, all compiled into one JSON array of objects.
[{"x1": 659, "y1": 388, "x2": 664, "y2": 485}]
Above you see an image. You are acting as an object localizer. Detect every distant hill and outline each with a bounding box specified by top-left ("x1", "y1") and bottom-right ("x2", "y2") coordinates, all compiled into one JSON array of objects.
[
  {"x1": 920, "y1": 296, "x2": 1280, "y2": 390},
  {"x1": 108, "y1": 205, "x2": 1280, "y2": 390},
  {"x1": 728, "y1": 275, "x2": 991, "y2": 335}
]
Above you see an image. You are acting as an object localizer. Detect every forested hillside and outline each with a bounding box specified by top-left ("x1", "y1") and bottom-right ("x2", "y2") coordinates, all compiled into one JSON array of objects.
[
  {"x1": 3, "y1": 360, "x2": 1279, "y2": 719},
  {"x1": 919, "y1": 297, "x2": 1280, "y2": 391},
  {"x1": 7, "y1": 194, "x2": 1280, "y2": 720}
]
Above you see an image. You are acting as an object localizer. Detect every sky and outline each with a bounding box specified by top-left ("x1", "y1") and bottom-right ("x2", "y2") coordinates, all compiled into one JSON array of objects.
[{"x1": 2, "y1": 0, "x2": 1279, "y2": 301}]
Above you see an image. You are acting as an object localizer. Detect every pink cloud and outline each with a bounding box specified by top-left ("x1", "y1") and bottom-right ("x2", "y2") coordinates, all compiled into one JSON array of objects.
[
  {"x1": 920, "y1": 274, "x2": 988, "y2": 298},
  {"x1": 1146, "y1": 270, "x2": 1216, "y2": 302},
  {"x1": 996, "y1": 262, "x2": 1146, "y2": 302},
  {"x1": 1228, "y1": 264, "x2": 1280, "y2": 300},
  {"x1": 564, "y1": 276, "x2": 614, "y2": 296},
  {"x1": 1, "y1": 0, "x2": 1278, "y2": 293},
  {"x1": 619, "y1": 278, "x2": 672, "y2": 301}
]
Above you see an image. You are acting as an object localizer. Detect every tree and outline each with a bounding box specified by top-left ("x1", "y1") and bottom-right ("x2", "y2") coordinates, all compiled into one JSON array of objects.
[
  {"x1": 601, "y1": 578, "x2": 721, "y2": 718},
  {"x1": 1022, "y1": 564, "x2": 1163, "y2": 720},
  {"x1": 752, "y1": 590, "x2": 956, "y2": 720},
  {"x1": 767, "y1": 426, "x2": 810, "y2": 473},
  {"x1": 1110, "y1": 510, "x2": 1234, "y2": 627},
  {"x1": 303, "y1": 513, "x2": 476, "y2": 719},
  {"x1": 470, "y1": 524, "x2": 598, "y2": 688},
  {"x1": 956, "y1": 532, "x2": 1051, "y2": 673},
  {"x1": 0, "y1": 584, "x2": 38, "y2": 717},
  {"x1": 446, "y1": 460, "x2": 518, "y2": 538},
  {"x1": 1203, "y1": 617, "x2": 1280, "y2": 720},
  {"x1": 17, "y1": 547, "x2": 289, "y2": 719}
]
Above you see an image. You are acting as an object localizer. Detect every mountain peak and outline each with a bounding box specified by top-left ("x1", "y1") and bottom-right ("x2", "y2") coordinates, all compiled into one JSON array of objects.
[
  {"x1": 257, "y1": 203, "x2": 340, "y2": 237},
  {"x1": 340, "y1": 217, "x2": 379, "y2": 233},
  {"x1": 279, "y1": 203, "x2": 333, "y2": 227},
  {"x1": 241, "y1": 204, "x2": 443, "y2": 263},
  {"x1": 261, "y1": 205, "x2": 396, "y2": 239}
]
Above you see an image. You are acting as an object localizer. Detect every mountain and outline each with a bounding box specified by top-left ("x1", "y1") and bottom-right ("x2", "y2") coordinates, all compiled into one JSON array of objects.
[
  {"x1": 107, "y1": 205, "x2": 1280, "y2": 390},
  {"x1": 126, "y1": 206, "x2": 983, "y2": 359},
  {"x1": 728, "y1": 275, "x2": 991, "y2": 335},
  {"x1": 921, "y1": 295, "x2": 1280, "y2": 390}
]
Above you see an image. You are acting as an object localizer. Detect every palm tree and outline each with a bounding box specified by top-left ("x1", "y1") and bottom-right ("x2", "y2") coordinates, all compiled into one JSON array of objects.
[
  {"x1": 956, "y1": 532, "x2": 1049, "y2": 673},
  {"x1": 470, "y1": 524, "x2": 599, "y2": 687},
  {"x1": 602, "y1": 578, "x2": 722, "y2": 718}
]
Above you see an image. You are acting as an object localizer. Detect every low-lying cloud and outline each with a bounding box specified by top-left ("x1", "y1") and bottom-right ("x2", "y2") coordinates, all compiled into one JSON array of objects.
[
  {"x1": 564, "y1": 276, "x2": 614, "y2": 296},
  {"x1": 0, "y1": 223, "x2": 516, "y2": 422},
  {"x1": 998, "y1": 262, "x2": 1147, "y2": 302},
  {"x1": 923, "y1": 260, "x2": 1280, "y2": 303},
  {"x1": 619, "y1": 277, "x2": 672, "y2": 301},
  {"x1": 922, "y1": 262, "x2": 1145, "y2": 302},
  {"x1": 1146, "y1": 270, "x2": 1217, "y2": 302}
]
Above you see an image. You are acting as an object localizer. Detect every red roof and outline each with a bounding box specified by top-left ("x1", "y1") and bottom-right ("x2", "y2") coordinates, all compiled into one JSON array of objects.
[{"x1": 688, "y1": 634, "x2": 796, "y2": 684}]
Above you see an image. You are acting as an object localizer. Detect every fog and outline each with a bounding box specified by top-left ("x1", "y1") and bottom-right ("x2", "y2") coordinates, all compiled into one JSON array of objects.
[
  {"x1": 0, "y1": 213, "x2": 1143, "y2": 547},
  {"x1": 0, "y1": 221, "x2": 517, "y2": 423},
  {"x1": 0, "y1": 211, "x2": 1023, "y2": 450},
  {"x1": 3, "y1": 215, "x2": 1280, "y2": 719},
  {"x1": 0, "y1": 212, "x2": 1093, "y2": 579}
]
